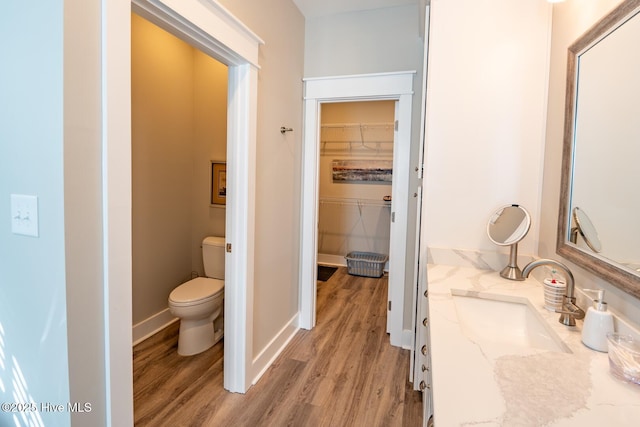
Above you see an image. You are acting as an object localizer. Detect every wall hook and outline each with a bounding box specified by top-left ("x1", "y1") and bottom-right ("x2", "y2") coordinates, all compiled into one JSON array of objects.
[{"x1": 280, "y1": 126, "x2": 293, "y2": 134}]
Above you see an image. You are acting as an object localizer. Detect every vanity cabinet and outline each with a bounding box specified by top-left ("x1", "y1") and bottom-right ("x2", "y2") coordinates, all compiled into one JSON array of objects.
[{"x1": 415, "y1": 271, "x2": 433, "y2": 425}]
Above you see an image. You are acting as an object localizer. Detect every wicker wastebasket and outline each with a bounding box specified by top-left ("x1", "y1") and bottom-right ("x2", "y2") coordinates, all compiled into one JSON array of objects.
[{"x1": 345, "y1": 252, "x2": 388, "y2": 278}]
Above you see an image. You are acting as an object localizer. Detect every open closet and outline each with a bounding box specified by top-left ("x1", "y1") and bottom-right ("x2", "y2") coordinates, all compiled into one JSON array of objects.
[{"x1": 317, "y1": 101, "x2": 395, "y2": 272}]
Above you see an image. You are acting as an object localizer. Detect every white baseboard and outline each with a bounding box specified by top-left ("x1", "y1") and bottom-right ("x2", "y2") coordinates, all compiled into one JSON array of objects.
[
  {"x1": 251, "y1": 313, "x2": 300, "y2": 384},
  {"x1": 132, "y1": 308, "x2": 178, "y2": 346},
  {"x1": 317, "y1": 253, "x2": 347, "y2": 267},
  {"x1": 401, "y1": 329, "x2": 414, "y2": 350}
]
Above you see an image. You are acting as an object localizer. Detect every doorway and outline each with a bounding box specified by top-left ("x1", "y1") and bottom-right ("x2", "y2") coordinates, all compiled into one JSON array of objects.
[
  {"x1": 104, "y1": 1, "x2": 263, "y2": 422},
  {"x1": 127, "y1": 0, "x2": 262, "y2": 394},
  {"x1": 300, "y1": 72, "x2": 415, "y2": 347},
  {"x1": 317, "y1": 101, "x2": 395, "y2": 273},
  {"x1": 130, "y1": 7, "x2": 228, "y2": 385}
]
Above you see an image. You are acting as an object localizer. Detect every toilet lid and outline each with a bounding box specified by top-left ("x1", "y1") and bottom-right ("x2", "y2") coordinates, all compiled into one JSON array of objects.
[{"x1": 169, "y1": 277, "x2": 224, "y2": 304}]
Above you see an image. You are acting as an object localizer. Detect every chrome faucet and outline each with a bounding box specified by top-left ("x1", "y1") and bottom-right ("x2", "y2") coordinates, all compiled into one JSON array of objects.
[{"x1": 522, "y1": 259, "x2": 585, "y2": 326}]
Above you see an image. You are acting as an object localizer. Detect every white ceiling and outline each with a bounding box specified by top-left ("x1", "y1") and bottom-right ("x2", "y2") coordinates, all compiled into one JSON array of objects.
[{"x1": 293, "y1": 0, "x2": 419, "y2": 18}]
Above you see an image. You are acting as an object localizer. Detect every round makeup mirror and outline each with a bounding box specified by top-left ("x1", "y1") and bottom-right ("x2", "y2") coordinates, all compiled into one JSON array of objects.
[
  {"x1": 571, "y1": 207, "x2": 602, "y2": 253},
  {"x1": 487, "y1": 204, "x2": 531, "y2": 280}
]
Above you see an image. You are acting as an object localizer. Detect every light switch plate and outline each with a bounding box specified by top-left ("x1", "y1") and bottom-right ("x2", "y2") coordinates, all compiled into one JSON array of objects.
[{"x1": 11, "y1": 194, "x2": 39, "y2": 237}]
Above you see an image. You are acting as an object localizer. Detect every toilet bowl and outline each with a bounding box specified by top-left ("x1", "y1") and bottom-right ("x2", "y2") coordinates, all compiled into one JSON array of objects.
[
  {"x1": 169, "y1": 277, "x2": 224, "y2": 356},
  {"x1": 168, "y1": 236, "x2": 226, "y2": 356}
]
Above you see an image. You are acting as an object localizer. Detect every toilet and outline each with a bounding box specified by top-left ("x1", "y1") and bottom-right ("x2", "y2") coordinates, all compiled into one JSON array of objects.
[{"x1": 168, "y1": 236, "x2": 225, "y2": 356}]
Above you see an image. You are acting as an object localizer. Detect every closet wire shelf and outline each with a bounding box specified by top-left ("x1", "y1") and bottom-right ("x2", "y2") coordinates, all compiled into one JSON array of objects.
[
  {"x1": 320, "y1": 122, "x2": 394, "y2": 154},
  {"x1": 319, "y1": 197, "x2": 391, "y2": 208},
  {"x1": 345, "y1": 252, "x2": 388, "y2": 278}
]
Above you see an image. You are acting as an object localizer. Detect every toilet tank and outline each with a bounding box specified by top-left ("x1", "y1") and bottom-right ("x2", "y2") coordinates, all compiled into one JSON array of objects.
[{"x1": 202, "y1": 236, "x2": 225, "y2": 280}]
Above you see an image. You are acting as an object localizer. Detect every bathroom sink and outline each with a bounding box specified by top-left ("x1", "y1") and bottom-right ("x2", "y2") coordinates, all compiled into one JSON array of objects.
[{"x1": 451, "y1": 289, "x2": 570, "y2": 353}]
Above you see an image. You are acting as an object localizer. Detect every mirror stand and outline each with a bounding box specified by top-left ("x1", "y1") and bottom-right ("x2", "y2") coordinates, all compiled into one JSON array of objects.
[
  {"x1": 569, "y1": 227, "x2": 579, "y2": 244},
  {"x1": 501, "y1": 243, "x2": 524, "y2": 281},
  {"x1": 487, "y1": 204, "x2": 530, "y2": 281}
]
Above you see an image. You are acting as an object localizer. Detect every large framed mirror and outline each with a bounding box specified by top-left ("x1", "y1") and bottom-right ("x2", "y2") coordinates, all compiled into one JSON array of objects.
[{"x1": 557, "y1": 0, "x2": 640, "y2": 299}]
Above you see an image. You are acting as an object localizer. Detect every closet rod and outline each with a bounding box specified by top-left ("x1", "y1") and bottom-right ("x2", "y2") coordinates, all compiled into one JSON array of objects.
[
  {"x1": 320, "y1": 140, "x2": 393, "y2": 144},
  {"x1": 319, "y1": 197, "x2": 391, "y2": 207},
  {"x1": 321, "y1": 122, "x2": 394, "y2": 129}
]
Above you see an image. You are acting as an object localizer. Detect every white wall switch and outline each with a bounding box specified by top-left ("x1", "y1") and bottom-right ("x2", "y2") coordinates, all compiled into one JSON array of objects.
[{"x1": 11, "y1": 194, "x2": 39, "y2": 237}]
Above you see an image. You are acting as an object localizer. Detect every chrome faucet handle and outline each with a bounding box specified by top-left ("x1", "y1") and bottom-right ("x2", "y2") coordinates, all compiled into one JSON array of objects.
[
  {"x1": 522, "y1": 259, "x2": 582, "y2": 327},
  {"x1": 555, "y1": 296, "x2": 585, "y2": 326}
]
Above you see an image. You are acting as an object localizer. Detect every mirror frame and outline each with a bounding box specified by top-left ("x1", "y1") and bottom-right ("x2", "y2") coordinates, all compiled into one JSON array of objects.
[{"x1": 557, "y1": 0, "x2": 640, "y2": 300}]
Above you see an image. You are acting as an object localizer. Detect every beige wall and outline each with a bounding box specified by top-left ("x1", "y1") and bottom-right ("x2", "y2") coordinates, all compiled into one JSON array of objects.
[
  {"x1": 64, "y1": 0, "x2": 107, "y2": 423},
  {"x1": 191, "y1": 45, "x2": 228, "y2": 273},
  {"x1": 217, "y1": 0, "x2": 305, "y2": 355},
  {"x1": 1, "y1": 0, "x2": 113, "y2": 424},
  {"x1": 131, "y1": 13, "x2": 227, "y2": 324},
  {"x1": 318, "y1": 101, "x2": 395, "y2": 258},
  {"x1": 541, "y1": 0, "x2": 640, "y2": 325}
]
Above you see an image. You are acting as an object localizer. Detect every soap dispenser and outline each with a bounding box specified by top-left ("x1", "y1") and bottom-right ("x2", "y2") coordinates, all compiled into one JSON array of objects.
[{"x1": 581, "y1": 289, "x2": 614, "y2": 352}]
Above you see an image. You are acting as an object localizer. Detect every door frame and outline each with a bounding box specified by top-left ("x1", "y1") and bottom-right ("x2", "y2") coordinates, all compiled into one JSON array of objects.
[
  {"x1": 104, "y1": 0, "x2": 263, "y2": 423},
  {"x1": 299, "y1": 72, "x2": 415, "y2": 347},
  {"x1": 129, "y1": 0, "x2": 263, "y2": 392}
]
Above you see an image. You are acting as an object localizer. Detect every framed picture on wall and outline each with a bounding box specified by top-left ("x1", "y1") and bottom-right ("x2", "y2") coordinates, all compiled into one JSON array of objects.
[
  {"x1": 331, "y1": 159, "x2": 392, "y2": 183},
  {"x1": 211, "y1": 161, "x2": 227, "y2": 205}
]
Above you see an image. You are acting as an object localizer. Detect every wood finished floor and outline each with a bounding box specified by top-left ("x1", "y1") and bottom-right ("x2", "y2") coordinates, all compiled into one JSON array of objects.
[{"x1": 133, "y1": 267, "x2": 423, "y2": 426}]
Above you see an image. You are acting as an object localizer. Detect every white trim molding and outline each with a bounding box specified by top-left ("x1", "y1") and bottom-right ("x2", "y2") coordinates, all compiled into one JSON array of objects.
[
  {"x1": 132, "y1": 309, "x2": 178, "y2": 346},
  {"x1": 251, "y1": 314, "x2": 300, "y2": 385},
  {"x1": 402, "y1": 329, "x2": 415, "y2": 350},
  {"x1": 104, "y1": 1, "x2": 134, "y2": 425},
  {"x1": 224, "y1": 63, "x2": 259, "y2": 393},
  {"x1": 132, "y1": 0, "x2": 264, "y2": 67},
  {"x1": 300, "y1": 71, "x2": 415, "y2": 349},
  {"x1": 304, "y1": 71, "x2": 415, "y2": 99},
  {"x1": 106, "y1": 4, "x2": 262, "y2": 422}
]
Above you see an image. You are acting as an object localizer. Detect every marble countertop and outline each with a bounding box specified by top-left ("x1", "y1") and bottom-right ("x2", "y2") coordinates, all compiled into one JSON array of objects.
[{"x1": 427, "y1": 264, "x2": 640, "y2": 426}]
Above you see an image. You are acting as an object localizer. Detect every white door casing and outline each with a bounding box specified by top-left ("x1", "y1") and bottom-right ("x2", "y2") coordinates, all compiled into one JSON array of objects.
[
  {"x1": 299, "y1": 72, "x2": 415, "y2": 347},
  {"x1": 130, "y1": 0, "x2": 264, "y2": 394},
  {"x1": 105, "y1": 1, "x2": 263, "y2": 423}
]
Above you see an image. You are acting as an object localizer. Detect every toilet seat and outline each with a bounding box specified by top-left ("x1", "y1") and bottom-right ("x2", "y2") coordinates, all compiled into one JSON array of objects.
[{"x1": 169, "y1": 277, "x2": 224, "y2": 307}]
